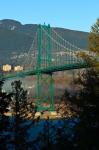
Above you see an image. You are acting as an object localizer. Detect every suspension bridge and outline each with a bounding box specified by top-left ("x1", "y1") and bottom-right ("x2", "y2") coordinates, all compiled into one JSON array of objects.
[{"x1": 0, "y1": 24, "x2": 89, "y2": 111}]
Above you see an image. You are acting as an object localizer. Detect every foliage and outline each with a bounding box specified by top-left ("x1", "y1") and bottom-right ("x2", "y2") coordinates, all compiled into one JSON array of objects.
[
  {"x1": 89, "y1": 18, "x2": 99, "y2": 54},
  {"x1": 59, "y1": 18, "x2": 99, "y2": 150},
  {"x1": 10, "y1": 80, "x2": 35, "y2": 150},
  {"x1": 89, "y1": 18, "x2": 99, "y2": 71},
  {"x1": 0, "y1": 80, "x2": 12, "y2": 149},
  {"x1": 72, "y1": 18, "x2": 99, "y2": 150},
  {"x1": 72, "y1": 69, "x2": 99, "y2": 150}
]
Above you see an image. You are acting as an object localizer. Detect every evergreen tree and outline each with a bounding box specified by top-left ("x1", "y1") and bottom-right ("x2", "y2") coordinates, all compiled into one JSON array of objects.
[
  {"x1": 11, "y1": 80, "x2": 35, "y2": 150},
  {"x1": 73, "y1": 69, "x2": 99, "y2": 150},
  {"x1": 89, "y1": 18, "x2": 99, "y2": 70},
  {"x1": 73, "y1": 18, "x2": 99, "y2": 150},
  {"x1": 0, "y1": 80, "x2": 12, "y2": 149},
  {"x1": 61, "y1": 18, "x2": 99, "y2": 150},
  {"x1": 89, "y1": 18, "x2": 99, "y2": 55}
]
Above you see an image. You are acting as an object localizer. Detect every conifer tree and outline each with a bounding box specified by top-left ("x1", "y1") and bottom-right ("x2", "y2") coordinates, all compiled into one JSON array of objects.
[
  {"x1": 0, "y1": 80, "x2": 12, "y2": 149},
  {"x1": 73, "y1": 18, "x2": 99, "y2": 150},
  {"x1": 11, "y1": 80, "x2": 35, "y2": 150},
  {"x1": 89, "y1": 18, "x2": 99, "y2": 55}
]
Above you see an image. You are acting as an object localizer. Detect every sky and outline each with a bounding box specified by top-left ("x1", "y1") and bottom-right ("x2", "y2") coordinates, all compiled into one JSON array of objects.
[{"x1": 0, "y1": 0, "x2": 99, "y2": 32}]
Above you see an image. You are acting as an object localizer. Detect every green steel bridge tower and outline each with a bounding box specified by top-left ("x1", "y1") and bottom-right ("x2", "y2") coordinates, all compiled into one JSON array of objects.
[
  {"x1": 0, "y1": 24, "x2": 89, "y2": 112},
  {"x1": 36, "y1": 24, "x2": 54, "y2": 111}
]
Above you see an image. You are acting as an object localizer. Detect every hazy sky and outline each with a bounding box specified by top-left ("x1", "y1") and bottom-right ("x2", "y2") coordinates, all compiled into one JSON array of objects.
[{"x1": 0, "y1": 0, "x2": 99, "y2": 32}]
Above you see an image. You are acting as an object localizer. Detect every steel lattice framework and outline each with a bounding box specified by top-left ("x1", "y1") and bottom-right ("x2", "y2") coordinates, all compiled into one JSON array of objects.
[{"x1": 0, "y1": 24, "x2": 89, "y2": 111}]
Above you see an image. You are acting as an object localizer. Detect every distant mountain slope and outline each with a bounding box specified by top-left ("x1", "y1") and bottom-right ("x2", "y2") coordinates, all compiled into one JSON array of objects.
[
  {"x1": 0, "y1": 19, "x2": 89, "y2": 52},
  {"x1": 0, "y1": 19, "x2": 37, "y2": 52},
  {"x1": 0, "y1": 27, "x2": 33, "y2": 51},
  {"x1": 54, "y1": 27, "x2": 88, "y2": 49}
]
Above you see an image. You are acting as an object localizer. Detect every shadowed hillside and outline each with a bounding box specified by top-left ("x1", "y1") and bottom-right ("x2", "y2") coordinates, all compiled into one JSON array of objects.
[{"x1": 0, "y1": 19, "x2": 89, "y2": 52}]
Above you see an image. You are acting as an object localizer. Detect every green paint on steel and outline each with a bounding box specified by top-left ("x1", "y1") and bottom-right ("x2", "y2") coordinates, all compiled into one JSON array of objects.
[
  {"x1": 0, "y1": 63, "x2": 89, "y2": 80},
  {"x1": 36, "y1": 24, "x2": 55, "y2": 111},
  {"x1": 47, "y1": 24, "x2": 51, "y2": 66},
  {"x1": 36, "y1": 24, "x2": 41, "y2": 111},
  {"x1": 37, "y1": 24, "x2": 41, "y2": 69},
  {"x1": 0, "y1": 23, "x2": 90, "y2": 112},
  {"x1": 50, "y1": 74, "x2": 54, "y2": 111}
]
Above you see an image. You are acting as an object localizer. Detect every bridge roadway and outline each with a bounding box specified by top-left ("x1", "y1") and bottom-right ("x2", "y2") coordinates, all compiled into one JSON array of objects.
[{"x1": 0, "y1": 62, "x2": 88, "y2": 80}]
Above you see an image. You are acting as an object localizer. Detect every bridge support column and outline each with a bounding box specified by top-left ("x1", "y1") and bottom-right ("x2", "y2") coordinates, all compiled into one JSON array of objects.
[
  {"x1": 35, "y1": 24, "x2": 54, "y2": 112},
  {"x1": 36, "y1": 73, "x2": 55, "y2": 112},
  {"x1": 49, "y1": 73, "x2": 54, "y2": 112}
]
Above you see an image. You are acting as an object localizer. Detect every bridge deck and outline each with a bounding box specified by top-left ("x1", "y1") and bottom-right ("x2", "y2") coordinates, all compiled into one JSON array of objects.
[{"x1": 0, "y1": 63, "x2": 88, "y2": 80}]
